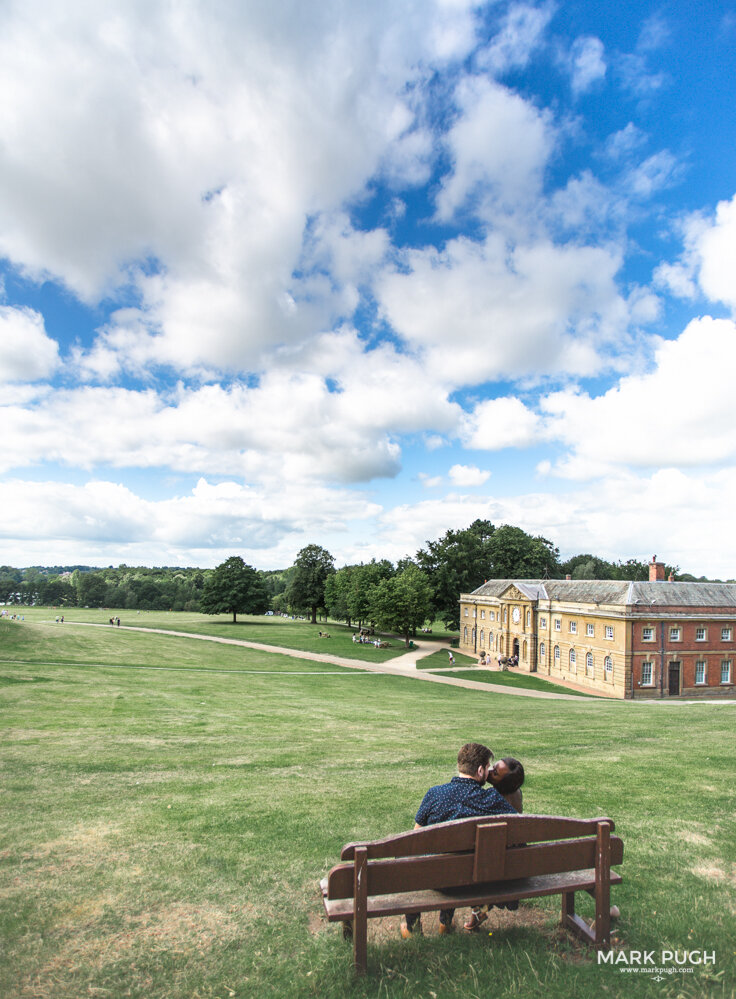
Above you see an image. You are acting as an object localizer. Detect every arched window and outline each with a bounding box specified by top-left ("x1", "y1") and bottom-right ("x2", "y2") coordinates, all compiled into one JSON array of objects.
[
  {"x1": 586, "y1": 651, "x2": 594, "y2": 677},
  {"x1": 539, "y1": 641, "x2": 545, "y2": 660},
  {"x1": 569, "y1": 648, "x2": 576, "y2": 671},
  {"x1": 463, "y1": 626, "x2": 468, "y2": 643},
  {"x1": 604, "y1": 655, "x2": 613, "y2": 678},
  {"x1": 479, "y1": 629, "x2": 484, "y2": 646},
  {"x1": 554, "y1": 645, "x2": 560, "y2": 662},
  {"x1": 526, "y1": 609, "x2": 531, "y2": 626}
]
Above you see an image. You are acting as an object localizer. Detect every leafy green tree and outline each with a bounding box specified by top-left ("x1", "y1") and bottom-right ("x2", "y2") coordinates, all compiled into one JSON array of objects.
[
  {"x1": 286, "y1": 545, "x2": 335, "y2": 623},
  {"x1": 324, "y1": 565, "x2": 355, "y2": 625},
  {"x1": 348, "y1": 560, "x2": 394, "y2": 627},
  {"x1": 76, "y1": 571, "x2": 108, "y2": 607},
  {"x1": 488, "y1": 525, "x2": 559, "y2": 579},
  {"x1": 369, "y1": 564, "x2": 432, "y2": 647},
  {"x1": 416, "y1": 519, "x2": 496, "y2": 629},
  {"x1": 200, "y1": 556, "x2": 269, "y2": 623}
]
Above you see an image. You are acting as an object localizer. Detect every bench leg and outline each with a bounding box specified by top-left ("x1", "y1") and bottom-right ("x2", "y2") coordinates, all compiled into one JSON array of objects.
[
  {"x1": 594, "y1": 821, "x2": 611, "y2": 950},
  {"x1": 353, "y1": 847, "x2": 368, "y2": 973},
  {"x1": 562, "y1": 890, "x2": 595, "y2": 945}
]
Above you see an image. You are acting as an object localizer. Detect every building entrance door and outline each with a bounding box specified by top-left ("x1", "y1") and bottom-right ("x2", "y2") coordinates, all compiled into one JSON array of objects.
[
  {"x1": 668, "y1": 663, "x2": 680, "y2": 696},
  {"x1": 512, "y1": 638, "x2": 519, "y2": 663}
]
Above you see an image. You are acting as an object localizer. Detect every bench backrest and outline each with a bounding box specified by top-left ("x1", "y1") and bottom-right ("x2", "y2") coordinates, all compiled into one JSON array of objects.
[{"x1": 326, "y1": 814, "x2": 623, "y2": 900}]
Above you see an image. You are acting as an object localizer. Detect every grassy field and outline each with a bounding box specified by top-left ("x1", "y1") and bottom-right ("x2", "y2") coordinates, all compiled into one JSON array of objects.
[
  {"x1": 1, "y1": 614, "x2": 734, "y2": 999},
  {"x1": 433, "y1": 668, "x2": 603, "y2": 697},
  {"x1": 16, "y1": 606, "x2": 425, "y2": 663}
]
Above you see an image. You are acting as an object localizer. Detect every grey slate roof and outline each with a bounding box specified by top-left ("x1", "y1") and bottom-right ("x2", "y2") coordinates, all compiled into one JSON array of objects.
[{"x1": 466, "y1": 579, "x2": 736, "y2": 608}]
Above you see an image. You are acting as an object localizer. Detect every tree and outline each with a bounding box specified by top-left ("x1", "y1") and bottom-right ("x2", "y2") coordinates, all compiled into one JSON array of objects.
[
  {"x1": 200, "y1": 556, "x2": 269, "y2": 623},
  {"x1": 488, "y1": 525, "x2": 559, "y2": 579},
  {"x1": 324, "y1": 565, "x2": 355, "y2": 626},
  {"x1": 286, "y1": 545, "x2": 335, "y2": 623},
  {"x1": 416, "y1": 519, "x2": 496, "y2": 629},
  {"x1": 369, "y1": 564, "x2": 432, "y2": 647}
]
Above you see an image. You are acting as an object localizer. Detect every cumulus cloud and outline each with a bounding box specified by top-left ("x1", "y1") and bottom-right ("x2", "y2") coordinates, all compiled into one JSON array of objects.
[
  {"x1": 435, "y1": 75, "x2": 553, "y2": 220},
  {"x1": 461, "y1": 396, "x2": 542, "y2": 450},
  {"x1": 477, "y1": 2, "x2": 554, "y2": 76},
  {"x1": 568, "y1": 36, "x2": 606, "y2": 95},
  {"x1": 541, "y1": 316, "x2": 736, "y2": 472},
  {"x1": 0, "y1": 307, "x2": 59, "y2": 383},
  {"x1": 655, "y1": 194, "x2": 736, "y2": 311},
  {"x1": 448, "y1": 464, "x2": 491, "y2": 486},
  {"x1": 376, "y1": 231, "x2": 632, "y2": 383}
]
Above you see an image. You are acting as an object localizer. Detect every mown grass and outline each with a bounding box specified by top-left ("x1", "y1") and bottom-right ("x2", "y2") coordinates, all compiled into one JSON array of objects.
[
  {"x1": 17, "y1": 606, "x2": 421, "y2": 663},
  {"x1": 416, "y1": 649, "x2": 477, "y2": 669},
  {"x1": 1, "y1": 616, "x2": 734, "y2": 999},
  {"x1": 432, "y1": 668, "x2": 603, "y2": 698}
]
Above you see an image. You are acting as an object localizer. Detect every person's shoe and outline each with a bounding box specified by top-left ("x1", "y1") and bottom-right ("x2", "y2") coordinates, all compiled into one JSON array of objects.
[
  {"x1": 438, "y1": 920, "x2": 454, "y2": 935},
  {"x1": 463, "y1": 910, "x2": 488, "y2": 932},
  {"x1": 400, "y1": 917, "x2": 421, "y2": 938}
]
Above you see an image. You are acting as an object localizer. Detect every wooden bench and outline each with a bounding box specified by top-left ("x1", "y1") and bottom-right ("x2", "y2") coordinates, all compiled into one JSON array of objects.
[{"x1": 320, "y1": 813, "x2": 623, "y2": 973}]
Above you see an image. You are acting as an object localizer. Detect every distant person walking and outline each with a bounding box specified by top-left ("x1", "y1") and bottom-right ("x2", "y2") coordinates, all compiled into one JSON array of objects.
[{"x1": 448, "y1": 650, "x2": 455, "y2": 665}]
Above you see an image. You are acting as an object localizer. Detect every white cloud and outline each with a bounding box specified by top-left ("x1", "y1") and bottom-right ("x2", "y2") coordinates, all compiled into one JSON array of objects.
[
  {"x1": 568, "y1": 36, "x2": 606, "y2": 95},
  {"x1": 0, "y1": 307, "x2": 59, "y2": 383},
  {"x1": 377, "y1": 231, "x2": 632, "y2": 383},
  {"x1": 435, "y1": 75, "x2": 553, "y2": 220},
  {"x1": 0, "y1": 0, "x2": 480, "y2": 374},
  {"x1": 461, "y1": 397, "x2": 542, "y2": 450},
  {"x1": 477, "y1": 2, "x2": 554, "y2": 76},
  {"x1": 542, "y1": 316, "x2": 736, "y2": 472},
  {"x1": 448, "y1": 464, "x2": 491, "y2": 486}
]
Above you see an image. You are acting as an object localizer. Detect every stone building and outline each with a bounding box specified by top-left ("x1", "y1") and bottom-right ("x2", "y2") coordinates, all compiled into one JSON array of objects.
[{"x1": 459, "y1": 557, "x2": 736, "y2": 699}]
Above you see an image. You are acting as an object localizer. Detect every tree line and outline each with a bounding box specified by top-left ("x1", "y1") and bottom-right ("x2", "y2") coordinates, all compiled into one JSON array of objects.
[{"x1": 1, "y1": 521, "x2": 711, "y2": 638}]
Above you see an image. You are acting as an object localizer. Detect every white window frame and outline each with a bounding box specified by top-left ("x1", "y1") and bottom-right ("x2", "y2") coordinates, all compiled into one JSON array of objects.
[
  {"x1": 695, "y1": 627, "x2": 706, "y2": 641},
  {"x1": 554, "y1": 645, "x2": 560, "y2": 662},
  {"x1": 526, "y1": 610, "x2": 531, "y2": 626},
  {"x1": 604, "y1": 655, "x2": 613, "y2": 678},
  {"x1": 721, "y1": 627, "x2": 731, "y2": 641},
  {"x1": 605, "y1": 625, "x2": 614, "y2": 640},
  {"x1": 569, "y1": 648, "x2": 576, "y2": 671},
  {"x1": 569, "y1": 620, "x2": 577, "y2": 634},
  {"x1": 721, "y1": 661, "x2": 731, "y2": 684},
  {"x1": 641, "y1": 661, "x2": 653, "y2": 686},
  {"x1": 464, "y1": 607, "x2": 469, "y2": 617},
  {"x1": 642, "y1": 626, "x2": 655, "y2": 641},
  {"x1": 669, "y1": 627, "x2": 681, "y2": 641},
  {"x1": 554, "y1": 619, "x2": 561, "y2": 632},
  {"x1": 539, "y1": 641, "x2": 545, "y2": 660},
  {"x1": 479, "y1": 629, "x2": 484, "y2": 646},
  {"x1": 480, "y1": 610, "x2": 485, "y2": 620},
  {"x1": 695, "y1": 661, "x2": 706, "y2": 684},
  {"x1": 540, "y1": 617, "x2": 547, "y2": 629},
  {"x1": 586, "y1": 623, "x2": 594, "y2": 637},
  {"x1": 586, "y1": 651, "x2": 594, "y2": 677}
]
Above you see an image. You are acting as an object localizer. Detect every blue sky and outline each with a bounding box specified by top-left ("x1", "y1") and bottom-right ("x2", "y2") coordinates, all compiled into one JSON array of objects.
[{"x1": 1, "y1": 0, "x2": 736, "y2": 575}]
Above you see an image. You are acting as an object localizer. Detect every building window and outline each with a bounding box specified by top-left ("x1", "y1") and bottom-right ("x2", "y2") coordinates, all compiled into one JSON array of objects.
[
  {"x1": 721, "y1": 627, "x2": 731, "y2": 641},
  {"x1": 554, "y1": 645, "x2": 560, "y2": 662},
  {"x1": 642, "y1": 626, "x2": 655, "y2": 641},
  {"x1": 641, "y1": 662, "x2": 653, "y2": 686},
  {"x1": 480, "y1": 610, "x2": 485, "y2": 620},
  {"x1": 695, "y1": 628, "x2": 706, "y2": 641},
  {"x1": 473, "y1": 608, "x2": 477, "y2": 618},
  {"x1": 480, "y1": 629, "x2": 484, "y2": 647},
  {"x1": 554, "y1": 619, "x2": 561, "y2": 631},
  {"x1": 586, "y1": 652, "x2": 594, "y2": 677},
  {"x1": 604, "y1": 656, "x2": 612, "y2": 678},
  {"x1": 489, "y1": 631, "x2": 493, "y2": 646},
  {"x1": 540, "y1": 617, "x2": 547, "y2": 629},
  {"x1": 504, "y1": 607, "x2": 507, "y2": 623},
  {"x1": 586, "y1": 623, "x2": 594, "y2": 637},
  {"x1": 695, "y1": 661, "x2": 706, "y2": 684},
  {"x1": 540, "y1": 642, "x2": 545, "y2": 659},
  {"x1": 526, "y1": 610, "x2": 531, "y2": 626},
  {"x1": 605, "y1": 625, "x2": 614, "y2": 640},
  {"x1": 490, "y1": 611, "x2": 495, "y2": 621},
  {"x1": 670, "y1": 627, "x2": 681, "y2": 641},
  {"x1": 463, "y1": 626, "x2": 468, "y2": 642},
  {"x1": 569, "y1": 621, "x2": 577, "y2": 634},
  {"x1": 464, "y1": 608, "x2": 469, "y2": 617},
  {"x1": 721, "y1": 661, "x2": 731, "y2": 684},
  {"x1": 569, "y1": 648, "x2": 576, "y2": 671}
]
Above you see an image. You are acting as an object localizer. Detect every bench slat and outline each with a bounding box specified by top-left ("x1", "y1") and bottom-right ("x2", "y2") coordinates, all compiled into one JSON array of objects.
[
  {"x1": 322, "y1": 869, "x2": 623, "y2": 921},
  {"x1": 340, "y1": 815, "x2": 616, "y2": 860},
  {"x1": 327, "y1": 835, "x2": 623, "y2": 899}
]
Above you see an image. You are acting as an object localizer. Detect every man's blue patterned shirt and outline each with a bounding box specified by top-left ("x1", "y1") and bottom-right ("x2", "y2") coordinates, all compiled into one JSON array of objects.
[{"x1": 415, "y1": 775, "x2": 517, "y2": 826}]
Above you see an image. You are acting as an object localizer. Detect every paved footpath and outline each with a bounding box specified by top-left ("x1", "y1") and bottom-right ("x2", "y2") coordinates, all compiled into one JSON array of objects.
[
  {"x1": 57, "y1": 622, "x2": 736, "y2": 704},
  {"x1": 58, "y1": 623, "x2": 606, "y2": 701}
]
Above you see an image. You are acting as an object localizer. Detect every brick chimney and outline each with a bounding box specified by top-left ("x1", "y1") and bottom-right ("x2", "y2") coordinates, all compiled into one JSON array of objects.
[{"x1": 649, "y1": 555, "x2": 665, "y2": 582}]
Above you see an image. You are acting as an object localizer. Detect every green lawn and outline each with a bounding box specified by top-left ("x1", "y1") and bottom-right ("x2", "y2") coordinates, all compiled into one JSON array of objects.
[
  {"x1": 17, "y1": 606, "x2": 419, "y2": 663},
  {"x1": 1, "y1": 616, "x2": 734, "y2": 999},
  {"x1": 432, "y1": 668, "x2": 604, "y2": 697},
  {"x1": 416, "y1": 649, "x2": 477, "y2": 668}
]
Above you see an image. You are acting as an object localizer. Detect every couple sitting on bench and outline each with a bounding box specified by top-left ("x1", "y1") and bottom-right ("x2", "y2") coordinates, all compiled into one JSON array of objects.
[{"x1": 401, "y1": 742, "x2": 524, "y2": 938}]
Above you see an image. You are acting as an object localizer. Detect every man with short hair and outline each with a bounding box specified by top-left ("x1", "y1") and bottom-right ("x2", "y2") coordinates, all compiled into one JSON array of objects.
[{"x1": 401, "y1": 742, "x2": 516, "y2": 938}]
